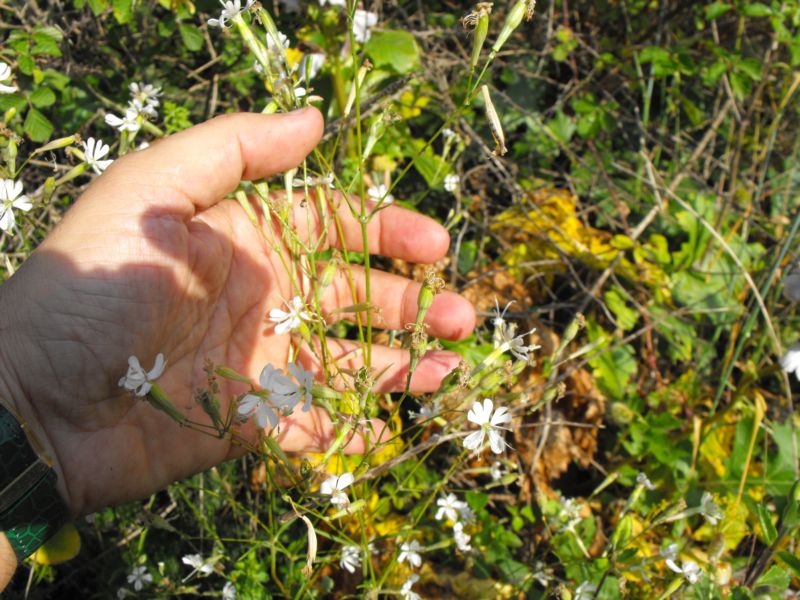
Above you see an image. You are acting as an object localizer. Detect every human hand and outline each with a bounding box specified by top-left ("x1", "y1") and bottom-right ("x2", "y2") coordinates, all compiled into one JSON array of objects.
[{"x1": 0, "y1": 108, "x2": 475, "y2": 517}]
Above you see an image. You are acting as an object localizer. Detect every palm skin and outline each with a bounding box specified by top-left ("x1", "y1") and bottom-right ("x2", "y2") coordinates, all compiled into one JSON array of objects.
[{"x1": 0, "y1": 109, "x2": 475, "y2": 517}]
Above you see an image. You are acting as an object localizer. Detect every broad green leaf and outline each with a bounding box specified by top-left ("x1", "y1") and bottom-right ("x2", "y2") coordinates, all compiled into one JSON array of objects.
[
  {"x1": 755, "y1": 566, "x2": 790, "y2": 590},
  {"x1": 87, "y1": 0, "x2": 109, "y2": 15},
  {"x1": 741, "y1": 2, "x2": 772, "y2": 17},
  {"x1": 17, "y1": 53, "x2": 35, "y2": 76},
  {"x1": 23, "y1": 107, "x2": 54, "y2": 142},
  {"x1": 179, "y1": 23, "x2": 204, "y2": 51},
  {"x1": 752, "y1": 501, "x2": 778, "y2": 545},
  {"x1": 777, "y1": 551, "x2": 800, "y2": 579},
  {"x1": 365, "y1": 30, "x2": 419, "y2": 74},
  {"x1": 457, "y1": 240, "x2": 478, "y2": 275},
  {"x1": 112, "y1": 0, "x2": 134, "y2": 23},
  {"x1": 605, "y1": 287, "x2": 639, "y2": 331},
  {"x1": 0, "y1": 93, "x2": 28, "y2": 113},
  {"x1": 548, "y1": 110, "x2": 575, "y2": 143},
  {"x1": 29, "y1": 86, "x2": 56, "y2": 108},
  {"x1": 705, "y1": 2, "x2": 733, "y2": 19}
]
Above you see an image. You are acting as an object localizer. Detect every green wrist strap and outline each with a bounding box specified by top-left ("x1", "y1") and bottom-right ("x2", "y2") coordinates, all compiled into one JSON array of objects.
[{"x1": 0, "y1": 403, "x2": 70, "y2": 561}]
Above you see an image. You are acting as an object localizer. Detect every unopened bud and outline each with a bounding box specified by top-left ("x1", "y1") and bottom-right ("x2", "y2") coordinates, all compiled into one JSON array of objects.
[
  {"x1": 215, "y1": 365, "x2": 254, "y2": 384},
  {"x1": 563, "y1": 313, "x2": 585, "y2": 345},
  {"x1": 493, "y1": 0, "x2": 527, "y2": 53},
  {"x1": 33, "y1": 135, "x2": 77, "y2": 156},
  {"x1": 312, "y1": 384, "x2": 342, "y2": 401},
  {"x1": 609, "y1": 401, "x2": 634, "y2": 425},
  {"x1": 197, "y1": 390, "x2": 223, "y2": 431},
  {"x1": 466, "y1": 4, "x2": 492, "y2": 72}
]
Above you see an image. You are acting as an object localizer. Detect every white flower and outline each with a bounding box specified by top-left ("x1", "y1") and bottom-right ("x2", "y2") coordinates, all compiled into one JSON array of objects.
[
  {"x1": 574, "y1": 582, "x2": 598, "y2": 600},
  {"x1": 222, "y1": 581, "x2": 237, "y2": 600},
  {"x1": 435, "y1": 493, "x2": 467, "y2": 523},
  {"x1": 269, "y1": 296, "x2": 313, "y2": 334},
  {"x1": 463, "y1": 398, "x2": 512, "y2": 454},
  {"x1": 458, "y1": 503, "x2": 475, "y2": 523},
  {"x1": 83, "y1": 137, "x2": 113, "y2": 174},
  {"x1": 207, "y1": 0, "x2": 254, "y2": 28},
  {"x1": 352, "y1": 9, "x2": 378, "y2": 43},
  {"x1": 105, "y1": 107, "x2": 141, "y2": 133},
  {"x1": 319, "y1": 0, "x2": 346, "y2": 6},
  {"x1": 444, "y1": 174, "x2": 459, "y2": 193},
  {"x1": 660, "y1": 543, "x2": 679, "y2": 562},
  {"x1": 556, "y1": 497, "x2": 583, "y2": 531},
  {"x1": 780, "y1": 343, "x2": 800, "y2": 382},
  {"x1": 126, "y1": 566, "x2": 153, "y2": 591},
  {"x1": 181, "y1": 553, "x2": 215, "y2": 576},
  {"x1": 129, "y1": 82, "x2": 161, "y2": 108},
  {"x1": 666, "y1": 559, "x2": 702, "y2": 584},
  {"x1": 636, "y1": 472, "x2": 656, "y2": 491},
  {"x1": 287, "y1": 362, "x2": 314, "y2": 412},
  {"x1": 129, "y1": 97, "x2": 158, "y2": 119},
  {"x1": 442, "y1": 127, "x2": 456, "y2": 139},
  {"x1": 453, "y1": 522, "x2": 472, "y2": 552},
  {"x1": 490, "y1": 461, "x2": 505, "y2": 481},
  {"x1": 299, "y1": 53, "x2": 326, "y2": 81},
  {"x1": 238, "y1": 363, "x2": 299, "y2": 428},
  {"x1": 266, "y1": 30, "x2": 290, "y2": 52},
  {"x1": 118, "y1": 353, "x2": 166, "y2": 397},
  {"x1": 320, "y1": 472, "x2": 354, "y2": 507},
  {"x1": 398, "y1": 540, "x2": 423, "y2": 568},
  {"x1": 0, "y1": 62, "x2": 17, "y2": 94},
  {"x1": 0, "y1": 179, "x2": 32, "y2": 232},
  {"x1": 400, "y1": 574, "x2": 421, "y2": 600},
  {"x1": 495, "y1": 320, "x2": 540, "y2": 362},
  {"x1": 367, "y1": 183, "x2": 394, "y2": 205},
  {"x1": 116, "y1": 588, "x2": 128, "y2": 599},
  {"x1": 700, "y1": 492, "x2": 722, "y2": 526},
  {"x1": 339, "y1": 545, "x2": 361, "y2": 573},
  {"x1": 410, "y1": 399, "x2": 441, "y2": 420}
]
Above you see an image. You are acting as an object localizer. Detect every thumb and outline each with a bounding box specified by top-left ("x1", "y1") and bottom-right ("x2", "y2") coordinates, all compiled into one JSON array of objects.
[{"x1": 81, "y1": 108, "x2": 324, "y2": 220}]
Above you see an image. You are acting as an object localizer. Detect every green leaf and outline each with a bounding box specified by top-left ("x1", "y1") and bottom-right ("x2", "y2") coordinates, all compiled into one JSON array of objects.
[
  {"x1": 755, "y1": 566, "x2": 790, "y2": 590},
  {"x1": 457, "y1": 240, "x2": 478, "y2": 275},
  {"x1": 112, "y1": 0, "x2": 134, "y2": 23},
  {"x1": 777, "y1": 551, "x2": 800, "y2": 579},
  {"x1": 87, "y1": 0, "x2": 109, "y2": 15},
  {"x1": 705, "y1": 2, "x2": 733, "y2": 19},
  {"x1": 29, "y1": 87, "x2": 56, "y2": 108},
  {"x1": 17, "y1": 53, "x2": 35, "y2": 76},
  {"x1": 752, "y1": 501, "x2": 778, "y2": 545},
  {"x1": 548, "y1": 110, "x2": 575, "y2": 143},
  {"x1": 179, "y1": 23, "x2": 204, "y2": 52},
  {"x1": 365, "y1": 30, "x2": 419, "y2": 74},
  {"x1": 605, "y1": 287, "x2": 639, "y2": 331},
  {"x1": 23, "y1": 107, "x2": 54, "y2": 142},
  {"x1": 32, "y1": 27, "x2": 63, "y2": 57},
  {"x1": 736, "y1": 58, "x2": 762, "y2": 81},
  {"x1": 740, "y1": 2, "x2": 772, "y2": 17},
  {"x1": 0, "y1": 93, "x2": 28, "y2": 113}
]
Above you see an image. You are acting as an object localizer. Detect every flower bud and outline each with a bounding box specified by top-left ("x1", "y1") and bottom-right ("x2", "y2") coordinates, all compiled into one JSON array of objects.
[
  {"x1": 312, "y1": 384, "x2": 342, "y2": 401},
  {"x1": 493, "y1": 0, "x2": 527, "y2": 53},
  {"x1": 469, "y1": 5, "x2": 492, "y2": 72},
  {"x1": 609, "y1": 401, "x2": 634, "y2": 425},
  {"x1": 215, "y1": 365, "x2": 253, "y2": 384},
  {"x1": 33, "y1": 135, "x2": 77, "y2": 156}
]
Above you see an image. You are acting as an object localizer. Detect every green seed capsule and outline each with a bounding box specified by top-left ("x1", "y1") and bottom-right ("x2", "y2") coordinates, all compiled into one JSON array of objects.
[{"x1": 493, "y1": 0, "x2": 527, "y2": 53}]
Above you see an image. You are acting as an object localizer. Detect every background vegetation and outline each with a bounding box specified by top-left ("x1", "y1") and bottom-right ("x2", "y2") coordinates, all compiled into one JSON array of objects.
[{"x1": 2, "y1": 0, "x2": 800, "y2": 597}]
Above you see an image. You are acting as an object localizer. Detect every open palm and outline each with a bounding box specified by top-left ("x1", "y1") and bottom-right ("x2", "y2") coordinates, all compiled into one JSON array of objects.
[{"x1": 0, "y1": 109, "x2": 475, "y2": 515}]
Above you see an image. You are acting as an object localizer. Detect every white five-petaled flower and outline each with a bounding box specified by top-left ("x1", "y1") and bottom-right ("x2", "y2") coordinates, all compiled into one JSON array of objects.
[
  {"x1": 105, "y1": 107, "x2": 141, "y2": 133},
  {"x1": 129, "y1": 82, "x2": 161, "y2": 108},
  {"x1": 666, "y1": 559, "x2": 702, "y2": 584},
  {"x1": 266, "y1": 30, "x2": 290, "y2": 52},
  {"x1": 238, "y1": 363, "x2": 299, "y2": 428},
  {"x1": 222, "y1": 581, "x2": 237, "y2": 600},
  {"x1": 463, "y1": 398, "x2": 512, "y2": 454},
  {"x1": 400, "y1": 574, "x2": 421, "y2": 600},
  {"x1": 444, "y1": 173, "x2": 460, "y2": 193},
  {"x1": 0, "y1": 62, "x2": 17, "y2": 94},
  {"x1": 126, "y1": 566, "x2": 153, "y2": 591},
  {"x1": 352, "y1": 9, "x2": 379, "y2": 43},
  {"x1": 453, "y1": 522, "x2": 472, "y2": 552},
  {"x1": 780, "y1": 343, "x2": 800, "y2": 382},
  {"x1": 0, "y1": 179, "x2": 32, "y2": 233},
  {"x1": 181, "y1": 553, "x2": 215, "y2": 576},
  {"x1": 699, "y1": 492, "x2": 722, "y2": 526},
  {"x1": 207, "y1": 0, "x2": 254, "y2": 28},
  {"x1": 398, "y1": 540, "x2": 423, "y2": 568},
  {"x1": 287, "y1": 362, "x2": 314, "y2": 412},
  {"x1": 574, "y1": 582, "x2": 598, "y2": 600},
  {"x1": 435, "y1": 493, "x2": 467, "y2": 523},
  {"x1": 367, "y1": 183, "x2": 394, "y2": 205},
  {"x1": 82, "y1": 137, "x2": 113, "y2": 174},
  {"x1": 320, "y1": 472, "x2": 354, "y2": 507},
  {"x1": 636, "y1": 472, "x2": 656, "y2": 491},
  {"x1": 118, "y1": 353, "x2": 166, "y2": 397},
  {"x1": 339, "y1": 545, "x2": 361, "y2": 573},
  {"x1": 495, "y1": 320, "x2": 540, "y2": 362},
  {"x1": 410, "y1": 399, "x2": 441, "y2": 421},
  {"x1": 269, "y1": 296, "x2": 313, "y2": 335},
  {"x1": 660, "y1": 543, "x2": 679, "y2": 562}
]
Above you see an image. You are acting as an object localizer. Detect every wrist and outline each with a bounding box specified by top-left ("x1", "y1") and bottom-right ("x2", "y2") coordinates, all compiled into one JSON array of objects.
[{"x1": 0, "y1": 533, "x2": 18, "y2": 592}]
